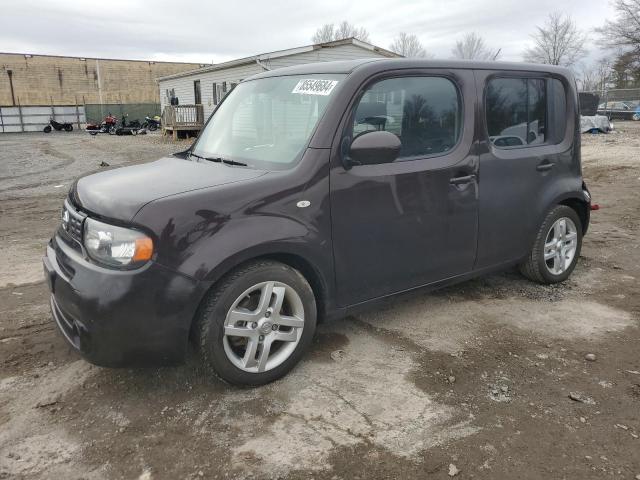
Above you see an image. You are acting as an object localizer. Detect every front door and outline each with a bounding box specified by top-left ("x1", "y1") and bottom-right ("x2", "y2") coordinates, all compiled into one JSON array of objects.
[{"x1": 330, "y1": 70, "x2": 479, "y2": 307}]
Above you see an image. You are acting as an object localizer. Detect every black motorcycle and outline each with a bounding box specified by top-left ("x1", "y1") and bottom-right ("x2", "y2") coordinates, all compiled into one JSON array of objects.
[
  {"x1": 43, "y1": 119, "x2": 73, "y2": 133},
  {"x1": 142, "y1": 115, "x2": 161, "y2": 131},
  {"x1": 113, "y1": 115, "x2": 145, "y2": 136}
]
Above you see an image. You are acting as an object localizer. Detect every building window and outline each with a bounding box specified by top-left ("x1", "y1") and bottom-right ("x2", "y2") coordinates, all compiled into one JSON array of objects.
[{"x1": 194, "y1": 80, "x2": 202, "y2": 105}]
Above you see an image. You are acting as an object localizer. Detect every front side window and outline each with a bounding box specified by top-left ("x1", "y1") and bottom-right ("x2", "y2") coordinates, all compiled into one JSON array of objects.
[
  {"x1": 351, "y1": 76, "x2": 462, "y2": 160},
  {"x1": 486, "y1": 77, "x2": 546, "y2": 147},
  {"x1": 192, "y1": 74, "x2": 345, "y2": 170}
]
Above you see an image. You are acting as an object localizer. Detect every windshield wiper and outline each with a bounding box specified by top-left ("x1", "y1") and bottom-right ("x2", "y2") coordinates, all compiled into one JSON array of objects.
[{"x1": 189, "y1": 152, "x2": 248, "y2": 167}]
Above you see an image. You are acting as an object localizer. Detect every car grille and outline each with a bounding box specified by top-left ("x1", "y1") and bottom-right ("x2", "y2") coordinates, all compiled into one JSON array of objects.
[{"x1": 61, "y1": 199, "x2": 86, "y2": 243}]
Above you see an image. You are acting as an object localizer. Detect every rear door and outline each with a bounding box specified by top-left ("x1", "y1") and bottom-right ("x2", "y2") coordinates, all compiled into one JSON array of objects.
[
  {"x1": 330, "y1": 69, "x2": 479, "y2": 307},
  {"x1": 474, "y1": 70, "x2": 570, "y2": 268}
]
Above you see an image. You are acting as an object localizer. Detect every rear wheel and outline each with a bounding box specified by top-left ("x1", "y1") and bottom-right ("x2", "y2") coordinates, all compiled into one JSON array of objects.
[
  {"x1": 64, "y1": 124, "x2": 73, "y2": 132},
  {"x1": 519, "y1": 205, "x2": 582, "y2": 284},
  {"x1": 196, "y1": 260, "x2": 316, "y2": 386}
]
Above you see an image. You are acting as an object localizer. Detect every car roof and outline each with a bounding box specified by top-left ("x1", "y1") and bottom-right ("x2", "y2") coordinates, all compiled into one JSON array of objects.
[{"x1": 249, "y1": 58, "x2": 575, "y2": 80}]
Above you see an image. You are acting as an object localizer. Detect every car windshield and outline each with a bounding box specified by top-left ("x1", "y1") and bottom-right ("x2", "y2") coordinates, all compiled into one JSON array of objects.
[{"x1": 191, "y1": 74, "x2": 345, "y2": 170}]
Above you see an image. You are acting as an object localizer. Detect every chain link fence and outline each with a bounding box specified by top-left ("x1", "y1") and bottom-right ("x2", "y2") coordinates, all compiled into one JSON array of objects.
[
  {"x1": 581, "y1": 88, "x2": 640, "y2": 104},
  {"x1": 84, "y1": 103, "x2": 161, "y2": 124},
  {"x1": 580, "y1": 88, "x2": 640, "y2": 120},
  {"x1": 0, "y1": 103, "x2": 162, "y2": 132}
]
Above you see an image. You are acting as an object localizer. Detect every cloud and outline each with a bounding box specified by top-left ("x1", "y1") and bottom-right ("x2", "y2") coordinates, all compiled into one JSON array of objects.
[{"x1": 0, "y1": 0, "x2": 616, "y2": 64}]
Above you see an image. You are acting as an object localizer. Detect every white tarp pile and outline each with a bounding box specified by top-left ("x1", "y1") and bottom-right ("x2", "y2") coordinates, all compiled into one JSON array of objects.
[{"x1": 580, "y1": 115, "x2": 613, "y2": 134}]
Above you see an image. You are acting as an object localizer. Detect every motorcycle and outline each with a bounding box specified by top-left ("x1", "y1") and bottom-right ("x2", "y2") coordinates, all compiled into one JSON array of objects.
[
  {"x1": 114, "y1": 115, "x2": 145, "y2": 136},
  {"x1": 142, "y1": 115, "x2": 161, "y2": 131},
  {"x1": 86, "y1": 113, "x2": 117, "y2": 135},
  {"x1": 43, "y1": 119, "x2": 73, "y2": 133}
]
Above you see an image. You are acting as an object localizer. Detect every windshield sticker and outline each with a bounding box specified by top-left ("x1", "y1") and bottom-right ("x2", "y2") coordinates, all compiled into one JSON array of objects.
[{"x1": 292, "y1": 79, "x2": 339, "y2": 96}]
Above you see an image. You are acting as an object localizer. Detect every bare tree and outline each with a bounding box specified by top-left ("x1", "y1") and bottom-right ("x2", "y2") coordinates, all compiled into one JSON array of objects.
[
  {"x1": 452, "y1": 32, "x2": 501, "y2": 60},
  {"x1": 312, "y1": 21, "x2": 370, "y2": 43},
  {"x1": 389, "y1": 33, "x2": 431, "y2": 58},
  {"x1": 523, "y1": 12, "x2": 588, "y2": 66},
  {"x1": 579, "y1": 59, "x2": 613, "y2": 92},
  {"x1": 597, "y1": 0, "x2": 640, "y2": 54}
]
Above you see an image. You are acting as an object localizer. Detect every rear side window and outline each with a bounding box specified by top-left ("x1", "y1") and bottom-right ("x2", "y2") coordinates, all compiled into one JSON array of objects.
[
  {"x1": 548, "y1": 78, "x2": 567, "y2": 143},
  {"x1": 486, "y1": 78, "x2": 547, "y2": 147},
  {"x1": 351, "y1": 76, "x2": 462, "y2": 160}
]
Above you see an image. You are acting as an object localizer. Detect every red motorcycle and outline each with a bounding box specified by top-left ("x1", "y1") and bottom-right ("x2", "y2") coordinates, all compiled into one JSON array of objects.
[{"x1": 86, "y1": 113, "x2": 118, "y2": 135}]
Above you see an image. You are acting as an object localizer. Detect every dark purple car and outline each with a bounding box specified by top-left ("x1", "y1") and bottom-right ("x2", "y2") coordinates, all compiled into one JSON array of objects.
[{"x1": 44, "y1": 59, "x2": 591, "y2": 385}]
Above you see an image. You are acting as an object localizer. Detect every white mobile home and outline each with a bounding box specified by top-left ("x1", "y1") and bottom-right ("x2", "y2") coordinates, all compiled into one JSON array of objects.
[{"x1": 157, "y1": 38, "x2": 400, "y2": 123}]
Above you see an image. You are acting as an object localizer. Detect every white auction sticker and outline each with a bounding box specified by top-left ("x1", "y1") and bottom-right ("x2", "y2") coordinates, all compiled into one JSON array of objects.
[{"x1": 292, "y1": 79, "x2": 339, "y2": 96}]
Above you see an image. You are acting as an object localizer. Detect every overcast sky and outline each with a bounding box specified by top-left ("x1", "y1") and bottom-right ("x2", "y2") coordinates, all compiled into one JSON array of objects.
[{"x1": 1, "y1": 0, "x2": 616, "y2": 66}]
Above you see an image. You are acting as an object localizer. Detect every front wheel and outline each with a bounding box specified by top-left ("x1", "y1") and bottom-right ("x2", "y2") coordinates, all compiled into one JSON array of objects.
[
  {"x1": 196, "y1": 260, "x2": 317, "y2": 386},
  {"x1": 519, "y1": 205, "x2": 582, "y2": 284},
  {"x1": 64, "y1": 124, "x2": 73, "y2": 132},
  {"x1": 148, "y1": 123, "x2": 158, "y2": 131},
  {"x1": 43, "y1": 125, "x2": 52, "y2": 133}
]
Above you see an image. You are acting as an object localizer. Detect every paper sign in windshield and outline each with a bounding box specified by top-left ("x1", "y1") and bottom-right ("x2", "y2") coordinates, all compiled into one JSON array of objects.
[{"x1": 292, "y1": 79, "x2": 339, "y2": 96}]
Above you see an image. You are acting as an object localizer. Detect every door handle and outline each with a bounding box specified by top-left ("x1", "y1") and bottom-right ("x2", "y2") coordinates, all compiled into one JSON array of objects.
[
  {"x1": 449, "y1": 174, "x2": 476, "y2": 185},
  {"x1": 536, "y1": 162, "x2": 555, "y2": 172}
]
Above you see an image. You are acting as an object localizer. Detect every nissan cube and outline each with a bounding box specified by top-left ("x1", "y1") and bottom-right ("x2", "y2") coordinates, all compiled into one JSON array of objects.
[{"x1": 44, "y1": 59, "x2": 591, "y2": 385}]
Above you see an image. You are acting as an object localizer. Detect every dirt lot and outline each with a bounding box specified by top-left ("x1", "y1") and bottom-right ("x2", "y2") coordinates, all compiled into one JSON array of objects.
[{"x1": 1, "y1": 125, "x2": 639, "y2": 480}]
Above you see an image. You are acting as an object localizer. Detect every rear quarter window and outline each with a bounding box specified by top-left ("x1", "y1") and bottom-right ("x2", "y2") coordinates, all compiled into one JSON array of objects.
[{"x1": 486, "y1": 76, "x2": 568, "y2": 148}]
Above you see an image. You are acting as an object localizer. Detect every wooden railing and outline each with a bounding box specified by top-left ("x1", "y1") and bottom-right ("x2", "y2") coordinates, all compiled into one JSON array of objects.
[{"x1": 161, "y1": 104, "x2": 204, "y2": 129}]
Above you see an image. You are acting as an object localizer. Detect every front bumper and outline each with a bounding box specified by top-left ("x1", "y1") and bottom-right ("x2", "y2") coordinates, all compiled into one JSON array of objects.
[{"x1": 43, "y1": 233, "x2": 204, "y2": 367}]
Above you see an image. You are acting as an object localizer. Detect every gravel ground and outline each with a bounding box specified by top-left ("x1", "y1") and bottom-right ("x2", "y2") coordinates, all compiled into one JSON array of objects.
[{"x1": 0, "y1": 125, "x2": 639, "y2": 480}]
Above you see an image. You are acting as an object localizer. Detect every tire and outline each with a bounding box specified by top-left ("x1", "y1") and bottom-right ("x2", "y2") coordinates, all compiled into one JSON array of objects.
[
  {"x1": 43, "y1": 125, "x2": 52, "y2": 133},
  {"x1": 64, "y1": 124, "x2": 73, "y2": 132},
  {"x1": 519, "y1": 205, "x2": 583, "y2": 284},
  {"x1": 196, "y1": 260, "x2": 317, "y2": 386},
  {"x1": 148, "y1": 123, "x2": 157, "y2": 131},
  {"x1": 109, "y1": 126, "x2": 117, "y2": 135}
]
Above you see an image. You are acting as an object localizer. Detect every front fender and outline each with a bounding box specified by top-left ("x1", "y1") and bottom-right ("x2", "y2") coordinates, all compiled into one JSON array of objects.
[{"x1": 132, "y1": 149, "x2": 334, "y2": 313}]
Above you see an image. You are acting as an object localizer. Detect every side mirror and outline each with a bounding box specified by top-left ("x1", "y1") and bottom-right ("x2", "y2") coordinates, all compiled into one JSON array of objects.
[{"x1": 344, "y1": 131, "x2": 401, "y2": 169}]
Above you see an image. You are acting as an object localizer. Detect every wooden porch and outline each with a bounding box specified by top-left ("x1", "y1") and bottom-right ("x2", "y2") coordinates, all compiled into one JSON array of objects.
[{"x1": 161, "y1": 104, "x2": 204, "y2": 140}]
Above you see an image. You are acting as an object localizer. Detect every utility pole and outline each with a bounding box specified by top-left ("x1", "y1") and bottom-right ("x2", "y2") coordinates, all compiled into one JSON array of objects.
[{"x1": 7, "y1": 70, "x2": 16, "y2": 106}]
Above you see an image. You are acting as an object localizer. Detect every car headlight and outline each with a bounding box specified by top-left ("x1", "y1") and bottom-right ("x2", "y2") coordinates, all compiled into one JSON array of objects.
[{"x1": 83, "y1": 218, "x2": 153, "y2": 267}]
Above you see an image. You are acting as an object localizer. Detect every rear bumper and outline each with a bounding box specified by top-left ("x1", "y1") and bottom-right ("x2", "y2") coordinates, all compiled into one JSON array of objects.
[{"x1": 43, "y1": 234, "x2": 204, "y2": 367}]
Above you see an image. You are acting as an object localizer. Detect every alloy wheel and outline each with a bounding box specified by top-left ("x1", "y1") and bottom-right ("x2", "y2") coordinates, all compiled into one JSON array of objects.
[
  {"x1": 223, "y1": 281, "x2": 305, "y2": 373},
  {"x1": 543, "y1": 217, "x2": 578, "y2": 275}
]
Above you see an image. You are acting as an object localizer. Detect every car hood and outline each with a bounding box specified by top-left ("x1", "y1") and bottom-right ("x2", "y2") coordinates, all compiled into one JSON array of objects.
[{"x1": 72, "y1": 157, "x2": 267, "y2": 221}]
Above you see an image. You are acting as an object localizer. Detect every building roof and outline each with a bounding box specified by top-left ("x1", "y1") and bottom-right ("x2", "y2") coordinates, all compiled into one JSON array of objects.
[
  {"x1": 156, "y1": 38, "x2": 400, "y2": 82},
  {"x1": 0, "y1": 51, "x2": 206, "y2": 66}
]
